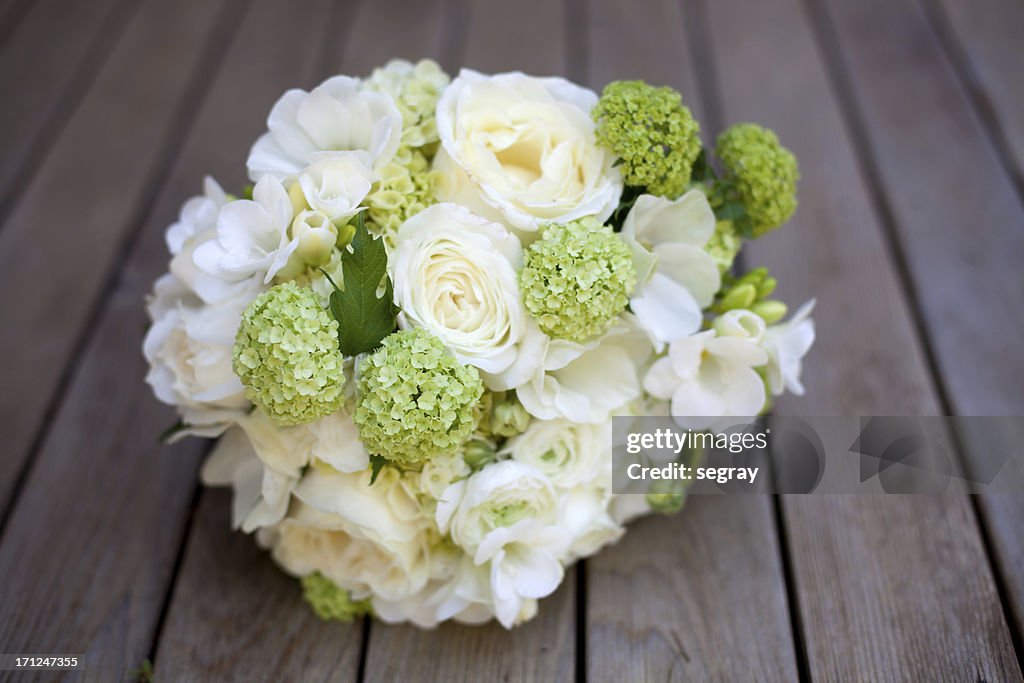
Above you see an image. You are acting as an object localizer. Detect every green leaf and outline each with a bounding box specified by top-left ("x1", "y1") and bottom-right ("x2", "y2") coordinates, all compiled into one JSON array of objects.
[
  {"x1": 326, "y1": 213, "x2": 399, "y2": 356},
  {"x1": 368, "y1": 454, "x2": 387, "y2": 485}
]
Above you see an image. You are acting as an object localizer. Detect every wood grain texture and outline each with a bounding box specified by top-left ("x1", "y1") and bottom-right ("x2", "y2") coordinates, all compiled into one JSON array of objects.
[
  {"x1": 819, "y1": 0, "x2": 1024, "y2": 646},
  {"x1": 156, "y1": 492, "x2": 363, "y2": 682},
  {"x1": 0, "y1": 0, "x2": 232, "y2": 515},
  {"x1": 588, "y1": 501, "x2": 798, "y2": 682},
  {"x1": 366, "y1": 576, "x2": 577, "y2": 683},
  {"x1": 358, "y1": 1, "x2": 579, "y2": 677},
  {"x1": 930, "y1": 0, "x2": 1024, "y2": 186},
  {"x1": 583, "y1": 1, "x2": 798, "y2": 680},
  {"x1": 705, "y1": 0, "x2": 1023, "y2": 679},
  {"x1": 147, "y1": 0, "x2": 368, "y2": 677},
  {"x1": 0, "y1": 0, "x2": 130, "y2": 213},
  {"x1": 0, "y1": 0, "x2": 239, "y2": 679}
]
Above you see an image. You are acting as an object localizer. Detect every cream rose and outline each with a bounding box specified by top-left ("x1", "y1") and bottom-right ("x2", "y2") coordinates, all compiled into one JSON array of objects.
[
  {"x1": 390, "y1": 203, "x2": 538, "y2": 387},
  {"x1": 434, "y1": 69, "x2": 622, "y2": 232},
  {"x1": 502, "y1": 418, "x2": 610, "y2": 489}
]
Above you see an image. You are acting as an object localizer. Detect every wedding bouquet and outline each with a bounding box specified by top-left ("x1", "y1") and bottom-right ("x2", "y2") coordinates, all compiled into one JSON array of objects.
[{"x1": 144, "y1": 60, "x2": 815, "y2": 628}]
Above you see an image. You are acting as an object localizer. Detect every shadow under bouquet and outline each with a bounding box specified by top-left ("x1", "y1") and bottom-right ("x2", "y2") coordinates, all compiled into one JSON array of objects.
[{"x1": 144, "y1": 59, "x2": 815, "y2": 628}]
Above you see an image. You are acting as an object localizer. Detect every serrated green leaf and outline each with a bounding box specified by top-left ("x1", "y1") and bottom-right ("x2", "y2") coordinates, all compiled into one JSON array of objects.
[
  {"x1": 327, "y1": 213, "x2": 399, "y2": 356},
  {"x1": 368, "y1": 454, "x2": 387, "y2": 485}
]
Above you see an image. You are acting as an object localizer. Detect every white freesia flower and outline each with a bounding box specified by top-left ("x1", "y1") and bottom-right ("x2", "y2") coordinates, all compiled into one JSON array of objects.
[
  {"x1": 143, "y1": 273, "x2": 253, "y2": 432},
  {"x1": 192, "y1": 176, "x2": 298, "y2": 285},
  {"x1": 643, "y1": 320, "x2": 769, "y2": 430},
  {"x1": 621, "y1": 192, "x2": 721, "y2": 345},
  {"x1": 517, "y1": 319, "x2": 652, "y2": 423},
  {"x1": 390, "y1": 203, "x2": 536, "y2": 384},
  {"x1": 762, "y1": 299, "x2": 815, "y2": 396},
  {"x1": 502, "y1": 418, "x2": 610, "y2": 489},
  {"x1": 435, "y1": 69, "x2": 622, "y2": 232},
  {"x1": 165, "y1": 176, "x2": 228, "y2": 255},
  {"x1": 436, "y1": 461, "x2": 568, "y2": 628},
  {"x1": 297, "y1": 152, "x2": 375, "y2": 220},
  {"x1": 247, "y1": 75, "x2": 402, "y2": 181}
]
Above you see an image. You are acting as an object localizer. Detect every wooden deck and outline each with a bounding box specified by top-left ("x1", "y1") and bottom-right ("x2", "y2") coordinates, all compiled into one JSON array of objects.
[{"x1": 0, "y1": 0, "x2": 1022, "y2": 680}]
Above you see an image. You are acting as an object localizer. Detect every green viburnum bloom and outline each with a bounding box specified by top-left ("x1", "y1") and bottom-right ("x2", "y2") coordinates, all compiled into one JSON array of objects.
[
  {"x1": 366, "y1": 146, "x2": 439, "y2": 245},
  {"x1": 301, "y1": 573, "x2": 371, "y2": 622},
  {"x1": 365, "y1": 59, "x2": 450, "y2": 150},
  {"x1": 355, "y1": 328, "x2": 484, "y2": 465},
  {"x1": 715, "y1": 123, "x2": 799, "y2": 237},
  {"x1": 712, "y1": 267, "x2": 787, "y2": 323},
  {"x1": 520, "y1": 218, "x2": 636, "y2": 342},
  {"x1": 704, "y1": 219, "x2": 742, "y2": 274},
  {"x1": 232, "y1": 282, "x2": 345, "y2": 426},
  {"x1": 592, "y1": 80, "x2": 701, "y2": 198}
]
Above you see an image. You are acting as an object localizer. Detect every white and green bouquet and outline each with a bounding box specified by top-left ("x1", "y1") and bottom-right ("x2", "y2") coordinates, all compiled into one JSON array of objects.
[{"x1": 144, "y1": 60, "x2": 815, "y2": 628}]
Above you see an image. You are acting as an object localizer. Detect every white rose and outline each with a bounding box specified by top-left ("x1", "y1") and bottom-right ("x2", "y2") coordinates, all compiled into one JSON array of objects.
[
  {"x1": 435, "y1": 69, "x2": 622, "y2": 233},
  {"x1": 260, "y1": 501, "x2": 431, "y2": 604},
  {"x1": 281, "y1": 466, "x2": 433, "y2": 601},
  {"x1": 247, "y1": 75, "x2": 402, "y2": 181},
  {"x1": 502, "y1": 418, "x2": 610, "y2": 489},
  {"x1": 307, "y1": 409, "x2": 369, "y2": 473},
  {"x1": 390, "y1": 203, "x2": 539, "y2": 386},
  {"x1": 143, "y1": 273, "x2": 254, "y2": 432}
]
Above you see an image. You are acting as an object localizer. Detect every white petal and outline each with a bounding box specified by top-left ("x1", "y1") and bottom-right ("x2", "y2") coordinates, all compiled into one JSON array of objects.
[{"x1": 630, "y1": 273, "x2": 703, "y2": 343}]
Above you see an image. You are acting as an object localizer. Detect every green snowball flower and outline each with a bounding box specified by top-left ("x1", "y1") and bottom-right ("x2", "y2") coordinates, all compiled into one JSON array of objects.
[
  {"x1": 592, "y1": 80, "x2": 701, "y2": 198},
  {"x1": 715, "y1": 123, "x2": 799, "y2": 237},
  {"x1": 355, "y1": 328, "x2": 483, "y2": 465},
  {"x1": 301, "y1": 573, "x2": 371, "y2": 622},
  {"x1": 704, "y1": 219, "x2": 742, "y2": 273},
  {"x1": 520, "y1": 218, "x2": 636, "y2": 342},
  {"x1": 366, "y1": 146, "x2": 439, "y2": 245},
  {"x1": 232, "y1": 282, "x2": 345, "y2": 426}
]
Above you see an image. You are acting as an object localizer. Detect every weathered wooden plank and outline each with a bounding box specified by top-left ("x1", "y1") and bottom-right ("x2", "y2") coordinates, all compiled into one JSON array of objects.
[
  {"x1": 705, "y1": 0, "x2": 1023, "y2": 679},
  {"x1": 156, "y1": 492, "x2": 363, "y2": 682},
  {"x1": 818, "y1": 0, "x2": 1024, "y2": 648},
  {"x1": 0, "y1": 0, "x2": 130, "y2": 216},
  {"x1": 0, "y1": 0, "x2": 231, "y2": 514},
  {"x1": 930, "y1": 0, "x2": 1024, "y2": 188},
  {"x1": 461, "y1": 0, "x2": 566, "y2": 75},
  {"x1": 0, "y1": 0, "x2": 239, "y2": 678},
  {"x1": 146, "y1": 0, "x2": 368, "y2": 678},
  {"x1": 583, "y1": 0, "x2": 800, "y2": 680},
  {"x1": 357, "y1": 2, "x2": 578, "y2": 679}
]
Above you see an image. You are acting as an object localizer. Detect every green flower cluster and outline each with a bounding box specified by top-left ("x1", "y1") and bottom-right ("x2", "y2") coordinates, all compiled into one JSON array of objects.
[
  {"x1": 232, "y1": 282, "x2": 345, "y2": 426},
  {"x1": 366, "y1": 146, "x2": 438, "y2": 244},
  {"x1": 592, "y1": 80, "x2": 701, "y2": 198},
  {"x1": 715, "y1": 123, "x2": 799, "y2": 237},
  {"x1": 365, "y1": 59, "x2": 450, "y2": 150},
  {"x1": 355, "y1": 328, "x2": 483, "y2": 465},
  {"x1": 301, "y1": 573, "x2": 371, "y2": 622},
  {"x1": 704, "y1": 219, "x2": 742, "y2": 274},
  {"x1": 521, "y1": 218, "x2": 636, "y2": 342},
  {"x1": 712, "y1": 267, "x2": 787, "y2": 323}
]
